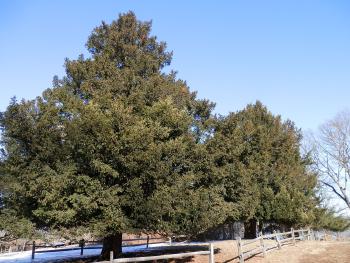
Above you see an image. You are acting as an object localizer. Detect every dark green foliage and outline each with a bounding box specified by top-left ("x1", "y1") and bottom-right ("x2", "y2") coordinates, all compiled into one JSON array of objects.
[
  {"x1": 0, "y1": 209, "x2": 37, "y2": 241},
  {"x1": 0, "y1": 12, "x2": 225, "y2": 245},
  {"x1": 0, "y1": 12, "x2": 340, "y2": 248},
  {"x1": 312, "y1": 207, "x2": 350, "y2": 231},
  {"x1": 208, "y1": 102, "x2": 318, "y2": 227}
]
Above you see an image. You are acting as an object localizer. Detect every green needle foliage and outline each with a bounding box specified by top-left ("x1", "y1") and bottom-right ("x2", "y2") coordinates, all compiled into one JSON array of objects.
[
  {"x1": 312, "y1": 207, "x2": 350, "y2": 232},
  {"x1": 0, "y1": 12, "x2": 226, "y2": 257},
  {"x1": 208, "y1": 102, "x2": 318, "y2": 228},
  {"x1": 0, "y1": 12, "x2": 344, "y2": 257}
]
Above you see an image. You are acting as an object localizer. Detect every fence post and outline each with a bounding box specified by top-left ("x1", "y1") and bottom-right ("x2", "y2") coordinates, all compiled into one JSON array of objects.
[
  {"x1": 301, "y1": 229, "x2": 304, "y2": 241},
  {"x1": 260, "y1": 236, "x2": 266, "y2": 257},
  {"x1": 237, "y1": 237, "x2": 244, "y2": 263},
  {"x1": 291, "y1": 228, "x2": 295, "y2": 245},
  {"x1": 110, "y1": 251, "x2": 114, "y2": 262},
  {"x1": 274, "y1": 230, "x2": 281, "y2": 249},
  {"x1": 146, "y1": 235, "x2": 150, "y2": 248},
  {"x1": 168, "y1": 236, "x2": 172, "y2": 246},
  {"x1": 209, "y1": 243, "x2": 214, "y2": 263},
  {"x1": 310, "y1": 229, "x2": 313, "y2": 240},
  {"x1": 79, "y1": 239, "x2": 85, "y2": 255},
  {"x1": 31, "y1": 241, "x2": 35, "y2": 260},
  {"x1": 307, "y1": 228, "x2": 310, "y2": 241}
]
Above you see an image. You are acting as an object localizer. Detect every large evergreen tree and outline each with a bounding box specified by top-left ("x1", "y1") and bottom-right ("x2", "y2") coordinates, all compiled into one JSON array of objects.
[
  {"x1": 1, "y1": 12, "x2": 338, "y2": 257},
  {"x1": 208, "y1": 102, "x2": 317, "y2": 237},
  {"x1": 0, "y1": 12, "x2": 227, "y2": 258}
]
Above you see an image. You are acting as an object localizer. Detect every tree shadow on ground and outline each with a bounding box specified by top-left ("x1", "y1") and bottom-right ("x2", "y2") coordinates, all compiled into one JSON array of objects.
[{"x1": 53, "y1": 245, "x2": 220, "y2": 263}]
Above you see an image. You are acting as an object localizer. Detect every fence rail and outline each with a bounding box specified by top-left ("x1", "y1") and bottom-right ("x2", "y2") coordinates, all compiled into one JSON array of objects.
[
  {"x1": 100, "y1": 243, "x2": 214, "y2": 263},
  {"x1": 237, "y1": 228, "x2": 313, "y2": 263},
  {"x1": 0, "y1": 229, "x2": 347, "y2": 261},
  {"x1": 30, "y1": 236, "x2": 171, "y2": 260}
]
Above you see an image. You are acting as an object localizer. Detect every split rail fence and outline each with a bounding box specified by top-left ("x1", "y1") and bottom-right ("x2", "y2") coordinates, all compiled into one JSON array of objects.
[
  {"x1": 1, "y1": 229, "x2": 345, "y2": 261},
  {"x1": 30, "y1": 236, "x2": 170, "y2": 260},
  {"x1": 237, "y1": 228, "x2": 316, "y2": 263},
  {"x1": 99, "y1": 243, "x2": 215, "y2": 263}
]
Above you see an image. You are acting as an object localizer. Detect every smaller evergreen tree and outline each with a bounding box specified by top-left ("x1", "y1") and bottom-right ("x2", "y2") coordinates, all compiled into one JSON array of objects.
[{"x1": 208, "y1": 102, "x2": 317, "y2": 236}]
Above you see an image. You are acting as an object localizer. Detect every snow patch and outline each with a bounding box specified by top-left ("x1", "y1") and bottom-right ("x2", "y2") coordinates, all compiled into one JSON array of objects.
[{"x1": 0, "y1": 243, "x2": 170, "y2": 263}]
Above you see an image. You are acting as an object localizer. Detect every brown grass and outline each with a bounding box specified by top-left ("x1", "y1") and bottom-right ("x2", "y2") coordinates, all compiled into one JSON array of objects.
[{"x1": 189, "y1": 240, "x2": 350, "y2": 263}]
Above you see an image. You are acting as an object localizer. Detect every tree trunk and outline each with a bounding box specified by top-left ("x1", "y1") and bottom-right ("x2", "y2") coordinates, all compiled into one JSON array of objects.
[
  {"x1": 100, "y1": 233, "x2": 123, "y2": 260},
  {"x1": 244, "y1": 219, "x2": 257, "y2": 239}
]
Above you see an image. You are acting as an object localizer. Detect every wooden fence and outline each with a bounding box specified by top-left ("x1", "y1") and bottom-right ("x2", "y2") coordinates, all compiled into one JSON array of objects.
[
  {"x1": 99, "y1": 243, "x2": 214, "y2": 263},
  {"x1": 30, "y1": 236, "x2": 169, "y2": 260},
  {"x1": 1, "y1": 229, "x2": 346, "y2": 261},
  {"x1": 237, "y1": 228, "x2": 312, "y2": 263}
]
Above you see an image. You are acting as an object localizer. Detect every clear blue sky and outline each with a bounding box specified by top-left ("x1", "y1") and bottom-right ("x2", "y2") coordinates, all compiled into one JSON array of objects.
[{"x1": 1, "y1": 0, "x2": 350, "y2": 132}]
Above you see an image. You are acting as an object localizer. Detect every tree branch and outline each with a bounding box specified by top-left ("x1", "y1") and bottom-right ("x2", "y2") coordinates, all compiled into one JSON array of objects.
[{"x1": 320, "y1": 180, "x2": 347, "y2": 203}]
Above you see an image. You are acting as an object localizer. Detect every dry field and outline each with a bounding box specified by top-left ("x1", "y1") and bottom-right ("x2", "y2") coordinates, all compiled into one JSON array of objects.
[{"x1": 191, "y1": 240, "x2": 350, "y2": 263}]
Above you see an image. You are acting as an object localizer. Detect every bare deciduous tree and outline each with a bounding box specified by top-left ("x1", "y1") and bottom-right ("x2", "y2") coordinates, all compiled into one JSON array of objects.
[{"x1": 309, "y1": 110, "x2": 350, "y2": 212}]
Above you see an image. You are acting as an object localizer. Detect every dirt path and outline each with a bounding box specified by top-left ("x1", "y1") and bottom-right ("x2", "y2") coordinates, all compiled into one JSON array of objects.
[{"x1": 192, "y1": 240, "x2": 350, "y2": 263}]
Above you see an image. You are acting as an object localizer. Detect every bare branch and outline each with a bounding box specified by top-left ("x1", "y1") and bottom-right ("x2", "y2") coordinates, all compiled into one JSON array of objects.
[
  {"x1": 307, "y1": 110, "x2": 350, "y2": 212},
  {"x1": 320, "y1": 180, "x2": 346, "y2": 202}
]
